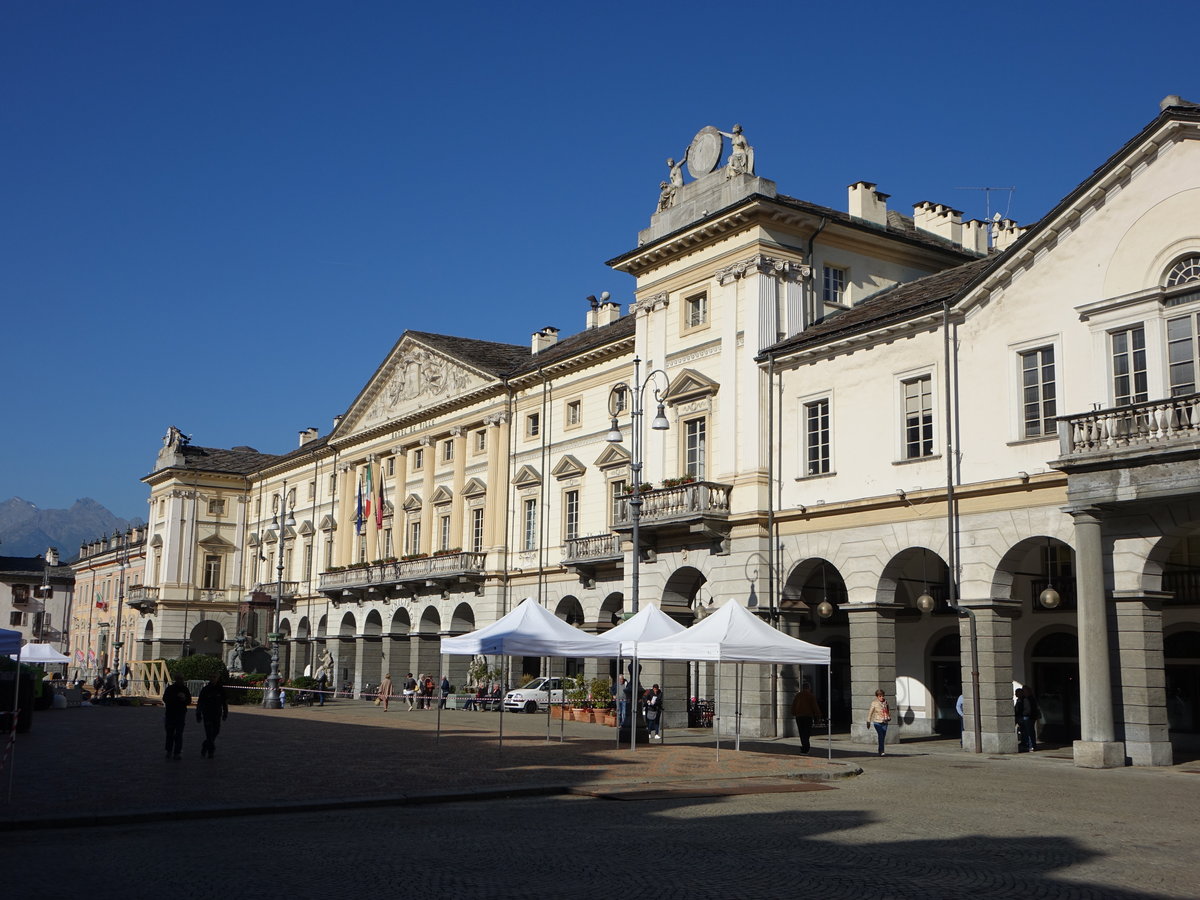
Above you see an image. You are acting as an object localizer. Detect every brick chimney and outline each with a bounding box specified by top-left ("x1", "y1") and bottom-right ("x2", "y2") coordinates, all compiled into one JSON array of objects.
[{"x1": 848, "y1": 181, "x2": 889, "y2": 227}]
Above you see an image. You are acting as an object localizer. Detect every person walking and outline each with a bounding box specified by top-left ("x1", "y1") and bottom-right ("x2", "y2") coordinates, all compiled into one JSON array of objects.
[
  {"x1": 1014, "y1": 686, "x2": 1041, "y2": 752},
  {"x1": 162, "y1": 675, "x2": 192, "y2": 760},
  {"x1": 614, "y1": 675, "x2": 628, "y2": 728},
  {"x1": 403, "y1": 673, "x2": 417, "y2": 710},
  {"x1": 791, "y1": 681, "x2": 822, "y2": 753},
  {"x1": 378, "y1": 673, "x2": 394, "y2": 711},
  {"x1": 196, "y1": 672, "x2": 229, "y2": 758},
  {"x1": 422, "y1": 674, "x2": 435, "y2": 709},
  {"x1": 644, "y1": 684, "x2": 664, "y2": 742},
  {"x1": 316, "y1": 669, "x2": 328, "y2": 706},
  {"x1": 439, "y1": 675, "x2": 451, "y2": 710},
  {"x1": 866, "y1": 688, "x2": 891, "y2": 756}
]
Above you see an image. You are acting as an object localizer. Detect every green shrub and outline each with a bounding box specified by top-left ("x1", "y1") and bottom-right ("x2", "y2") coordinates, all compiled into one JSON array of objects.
[
  {"x1": 590, "y1": 676, "x2": 613, "y2": 708},
  {"x1": 166, "y1": 655, "x2": 228, "y2": 682}
]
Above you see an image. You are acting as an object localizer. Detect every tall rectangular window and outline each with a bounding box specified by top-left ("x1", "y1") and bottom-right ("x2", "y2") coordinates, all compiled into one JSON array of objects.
[
  {"x1": 304, "y1": 542, "x2": 313, "y2": 581},
  {"x1": 566, "y1": 400, "x2": 582, "y2": 426},
  {"x1": 1111, "y1": 325, "x2": 1148, "y2": 406},
  {"x1": 902, "y1": 375, "x2": 934, "y2": 459},
  {"x1": 412, "y1": 448, "x2": 425, "y2": 470},
  {"x1": 384, "y1": 529, "x2": 393, "y2": 558},
  {"x1": 325, "y1": 536, "x2": 334, "y2": 569},
  {"x1": 439, "y1": 514, "x2": 451, "y2": 552},
  {"x1": 472, "y1": 507, "x2": 485, "y2": 553},
  {"x1": 822, "y1": 266, "x2": 846, "y2": 304},
  {"x1": 527, "y1": 413, "x2": 540, "y2": 438},
  {"x1": 1019, "y1": 347, "x2": 1057, "y2": 438},
  {"x1": 358, "y1": 534, "x2": 367, "y2": 562},
  {"x1": 443, "y1": 440, "x2": 454, "y2": 462},
  {"x1": 610, "y1": 479, "x2": 627, "y2": 524},
  {"x1": 202, "y1": 554, "x2": 222, "y2": 590},
  {"x1": 685, "y1": 292, "x2": 708, "y2": 328},
  {"x1": 564, "y1": 490, "x2": 580, "y2": 541},
  {"x1": 408, "y1": 521, "x2": 421, "y2": 555},
  {"x1": 684, "y1": 418, "x2": 707, "y2": 479},
  {"x1": 804, "y1": 398, "x2": 831, "y2": 475},
  {"x1": 523, "y1": 498, "x2": 538, "y2": 551},
  {"x1": 1168, "y1": 314, "x2": 1199, "y2": 396},
  {"x1": 475, "y1": 430, "x2": 487, "y2": 453},
  {"x1": 386, "y1": 457, "x2": 395, "y2": 476}
]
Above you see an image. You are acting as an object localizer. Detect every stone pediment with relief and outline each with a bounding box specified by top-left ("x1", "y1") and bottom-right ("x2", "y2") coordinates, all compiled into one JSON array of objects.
[
  {"x1": 665, "y1": 368, "x2": 719, "y2": 404},
  {"x1": 340, "y1": 339, "x2": 491, "y2": 435}
]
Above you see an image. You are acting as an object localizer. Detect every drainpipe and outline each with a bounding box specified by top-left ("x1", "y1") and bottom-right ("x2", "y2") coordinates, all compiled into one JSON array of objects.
[
  {"x1": 501, "y1": 377, "x2": 515, "y2": 688},
  {"x1": 943, "y1": 299, "x2": 982, "y2": 753},
  {"x1": 766, "y1": 350, "x2": 779, "y2": 734},
  {"x1": 806, "y1": 218, "x2": 829, "y2": 326}
]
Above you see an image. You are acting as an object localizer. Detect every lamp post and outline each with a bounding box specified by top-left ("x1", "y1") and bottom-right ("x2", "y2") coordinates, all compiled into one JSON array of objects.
[
  {"x1": 263, "y1": 483, "x2": 296, "y2": 709},
  {"x1": 606, "y1": 357, "x2": 671, "y2": 619},
  {"x1": 110, "y1": 531, "x2": 129, "y2": 690},
  {"x1": 607, "y1": 358, "x2": 669, "y2": 751}
]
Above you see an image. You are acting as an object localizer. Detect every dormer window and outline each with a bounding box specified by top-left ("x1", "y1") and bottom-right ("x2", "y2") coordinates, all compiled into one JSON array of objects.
[{"x1": 1165, "y1": 256, "x2": 1200, "y2": 287}]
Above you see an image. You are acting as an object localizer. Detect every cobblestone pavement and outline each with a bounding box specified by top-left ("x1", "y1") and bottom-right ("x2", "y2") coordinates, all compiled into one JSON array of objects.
[{"x1": 6, "y1": 702, "x2": 1200, "y2": 898}]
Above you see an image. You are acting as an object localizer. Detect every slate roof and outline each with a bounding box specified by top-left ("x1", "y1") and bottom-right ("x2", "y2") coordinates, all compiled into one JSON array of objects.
[
  {"x1": 171, "y1": 444, "x2": 284, "y2": 476},
  {"x1": 507, "y1": 314, "x2": 635, "y2": 375},
  {"x1": 405, "y1": 331, "x2": 528, "y2": 377},
  {"x1": 761, "y1": 257, "x2": 996, "y2": 359}
]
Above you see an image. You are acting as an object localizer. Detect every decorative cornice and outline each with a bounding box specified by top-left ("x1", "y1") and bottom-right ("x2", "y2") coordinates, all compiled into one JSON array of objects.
[
  {"x1": 630, "y1": 291, "x2": 670, "y2": 315},
  {"x1": 718, "y1": 254, "x2": 809, "y2": 285}
]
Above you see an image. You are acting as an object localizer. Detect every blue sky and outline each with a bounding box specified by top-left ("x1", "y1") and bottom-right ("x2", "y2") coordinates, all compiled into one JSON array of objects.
[{"x1": 2, "y1": 1, "x2": 1194, "y2": 521}]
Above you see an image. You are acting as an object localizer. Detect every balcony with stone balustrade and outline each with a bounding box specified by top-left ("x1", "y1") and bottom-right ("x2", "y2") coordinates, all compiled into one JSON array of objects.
[{"x1": 318, "y1": 552, "x2": 487, "y2": 601}]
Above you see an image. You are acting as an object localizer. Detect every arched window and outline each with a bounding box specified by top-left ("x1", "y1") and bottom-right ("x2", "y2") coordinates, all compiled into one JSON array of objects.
[{"x1": 1164, "y1": 255, "x2": 1200, "y2": 287}]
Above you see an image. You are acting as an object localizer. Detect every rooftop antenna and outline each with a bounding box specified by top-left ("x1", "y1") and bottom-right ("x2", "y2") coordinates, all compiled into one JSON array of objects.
[{"x1": 954, "y1": 186, "x2": 1016, "y2": 222}]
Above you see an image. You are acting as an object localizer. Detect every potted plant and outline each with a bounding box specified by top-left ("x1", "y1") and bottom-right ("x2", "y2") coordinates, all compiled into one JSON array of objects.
[
  {"x1": 566, "y1": 676, "x2": 591, "y2": 721},
  {"x1": 590, "y1": 676, "x2": 615, "y2": 726}
]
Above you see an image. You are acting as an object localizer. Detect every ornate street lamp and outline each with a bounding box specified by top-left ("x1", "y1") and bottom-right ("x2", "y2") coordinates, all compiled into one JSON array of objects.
[
  {"x1": 607, "y1": 358, "x2": 669, "y2": 751},
  {"x1": 262, "y1": 483, "x2": 296, "y2": 709},
  {"x1": 606, "y1": 357, "x2": 670, "y2": 621}
]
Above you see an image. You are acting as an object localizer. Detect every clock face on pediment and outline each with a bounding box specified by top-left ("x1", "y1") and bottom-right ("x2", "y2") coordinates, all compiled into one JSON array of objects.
[{"x1": 342, "y1": 343, "x2": 489, "y2": 435}]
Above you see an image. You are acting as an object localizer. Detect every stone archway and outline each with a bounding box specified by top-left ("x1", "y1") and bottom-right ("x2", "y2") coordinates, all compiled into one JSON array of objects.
[
  {"x1": 388, "y1": 608, "x2": 412, "y2": 681},
  {"x1": 361, "y1": 610, "x2": 384, "y2": 690},
  {"x1": 190, "y1": 620, "x2": 224, "y2": 658},
  {"x1": 1029, "y1": 629, "x2": 1080, "y2": 745},
  {"x1": 780, "y1": 559, "x2": 850, "y2": 726},
  {"x1": 336, "y1": 611, "x2": 358, "y2": 692},
  {"x1": 1166, "y1": 629, "x2": 1200, "y2": 742},
  {"x1": 415, "y1": 606, "x2": 442, "y2": 688}
]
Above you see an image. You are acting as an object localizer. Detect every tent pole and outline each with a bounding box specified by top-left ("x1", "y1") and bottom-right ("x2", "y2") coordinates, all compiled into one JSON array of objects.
[
  {"x1": 715, "y1": 661, "x2": 721, "y2": 761},
  {"x1": 826, "y1": 664, "x2": 832, "y2": 761},
  {"x1": 616, "y1": 652, "x2": 623, "y2": 749},
  {"x1": 558, "y1": 657, "x2": 564, "y2": 743},
  {"x1": 498, "y1": 679, "x2": 504, "y2": 753},
  {"x1": 736, "y1": 662, "x2": 742, "y2": 752},
  {"x1": 630, "y1": 651, "x2": 638, "y2": 753},
  {"x1": 436, "y1": 676, "x2": 442, "y2": 746}
]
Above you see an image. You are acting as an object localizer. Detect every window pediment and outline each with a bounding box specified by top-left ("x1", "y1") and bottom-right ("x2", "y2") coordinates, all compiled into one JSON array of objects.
[
  {"x1": 198, "y1": 532, "x2": 235, "y2": 550},
  {"x1": 319, "y1": 514, "x2": 337, "y2": 532},
  {"x1": 551, "y1": 454, "x2": 586, "y2": 479},
  {"x1": 593, "y1": 444, "x2": 631, "y2": 470},
  {"x1": 462, "y1": 477, "x2": 487, "y2": 497},
  {"x1": 430, "y1": 485, "x2": 454, "y2": 505},
  {"x1": 297, "y1": 519, "x2": 315, "y2": 537},
  {"x1": 513, "y1": 465, "x2": 542, "y2": 488},
  {"x1": 402, "y1": 493, "x2": 423, "y2": 512},
  {"x1": 665, "y1": 368, "x2": 719, "y2": 404}
]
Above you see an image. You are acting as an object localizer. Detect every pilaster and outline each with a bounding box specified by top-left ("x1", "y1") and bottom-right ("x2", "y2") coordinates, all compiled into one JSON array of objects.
[
  {"x1": 1113, "y1": 591, "x2": 1173, "y2": 766},
  {"x1": 847, "y1": 602, "x2": 898, "y2": 745},
  {"x1": 957, "y1": 598, "x2": 1021, "y2": 753}
]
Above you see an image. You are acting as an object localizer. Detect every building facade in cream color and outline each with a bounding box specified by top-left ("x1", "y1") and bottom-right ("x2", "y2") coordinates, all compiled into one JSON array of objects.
[
  {"x1": 67, "y1": 527, "x2": 148, "y2": 677},
  {"x1": 129, "y1": 100, "x2": 1200, "y2": 767}
]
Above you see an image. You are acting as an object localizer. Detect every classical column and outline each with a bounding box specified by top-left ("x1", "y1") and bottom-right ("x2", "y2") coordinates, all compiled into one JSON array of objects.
[
  {"x1": 1113, "y1": 590, "x2": 1173, "y2": 766},
  {"x1": 958, "y1": 599, "x2": 1021, "y2": 753},
  {"x1": 484, "y1": 414, "x2": 509, "y2": 555},
  {"x1": 449, "y1": 427, "x2": 467, "y2": 547},
  {"x1": 846, "y1": 603, "x2": 898, "y2": 745},
  {"x1": 1070, "y1": 507, "x2": 1124, "y2": 768},
  {"x1": 336, "y1": 466, "x2": 354, "y2": 567},
  {"x1": 419, "y1": 439, "x2": 435, "y2": 555}
]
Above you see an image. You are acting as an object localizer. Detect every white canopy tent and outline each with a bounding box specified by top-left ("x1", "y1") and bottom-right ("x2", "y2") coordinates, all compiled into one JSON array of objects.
[
  {"x1": 634, "y1": 600, "x2": 832, "y2": 756},
  {"x1": 8, "y1": 643, "x2": 69, "y2": 665},
  {"x1": 440, "y1": 597, "x2": 620, "y2": 748},
  {"x1": 595, "y1": 603, "x2": 686, "y2": 750}
]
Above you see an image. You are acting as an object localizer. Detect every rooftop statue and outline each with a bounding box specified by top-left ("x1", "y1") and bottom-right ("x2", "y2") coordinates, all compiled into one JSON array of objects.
[{"x1": 718, "y1": 124, "x2": 754, "y2": 177}]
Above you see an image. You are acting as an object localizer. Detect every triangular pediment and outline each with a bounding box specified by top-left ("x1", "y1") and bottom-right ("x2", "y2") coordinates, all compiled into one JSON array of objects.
[
  {"x1": 551, "y1": 454, "x2": 586, "y2": 479},
  {"x1": 248, "y1": 532, "x2": 260, "y2": 547},
  {"x1": 334, "y1": 335, "x2": 496, "y2": 437},
  {"x1": 198, "y1": 532, "x2": 236, "y2": 550},
  {"x1": 430, "y1": 485, "x2": 454, "y2": 505},
  {"x1": 402, "y1": 493, "x2": 423, "y2": 511},
  {"x1": 462, "y1": 477, "x2": 487, "y2": 497},
  {"x1": 297, "y1": 519, "x2": 315, "y2": 537},
  {"x1": 150, "y1": 533, "x2": 163, "y2": 548},
  {"x1": 665, "y1": 368, "x2": 719, "y2": 403},
  {"x1": 319, "y1": 514, "x2": 337, "y2": 532},
  {"x1": 593, "y1": 444, "x2": 631, "y2": 469},
  {"x1": 513, "y1": 465, "x2": 542, "y2": 488}
]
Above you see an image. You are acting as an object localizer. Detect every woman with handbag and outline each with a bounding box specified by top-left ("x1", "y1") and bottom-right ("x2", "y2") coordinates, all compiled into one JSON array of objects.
[{"x1": 866, "y1": 689, "x2": 891, "y2": 756}]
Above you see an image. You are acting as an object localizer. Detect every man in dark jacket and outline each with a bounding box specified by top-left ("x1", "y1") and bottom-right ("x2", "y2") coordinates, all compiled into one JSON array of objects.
[
  {"x1": 196, "y1": 672, "x2": 229, "y2": 758},
  {"x1": 162, "y1": 675, "x2": 192, "y2": 759},
  {"x1": 1014, "y1": 686, "x2": 1041, "y2": 752}
]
